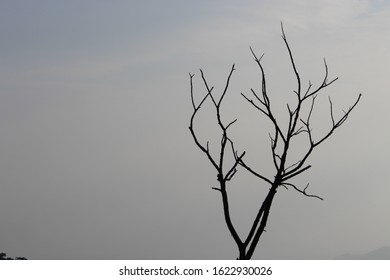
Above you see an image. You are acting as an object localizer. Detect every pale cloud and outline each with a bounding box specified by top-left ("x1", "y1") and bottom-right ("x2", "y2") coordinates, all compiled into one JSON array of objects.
[{"x1": 230, "y1": 0, "x2": 377, "y2": 30}]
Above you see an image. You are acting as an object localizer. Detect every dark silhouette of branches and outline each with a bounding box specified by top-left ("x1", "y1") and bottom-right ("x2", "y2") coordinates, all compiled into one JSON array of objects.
[
  {"x1": 189, "y1": 64, "x2": 246, "y2": 249},
  {"x1": 189, "y1": 23, "x2": 361, "y2": 260}
]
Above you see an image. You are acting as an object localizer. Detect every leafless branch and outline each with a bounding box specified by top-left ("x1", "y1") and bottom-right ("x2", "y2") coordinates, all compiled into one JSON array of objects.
[
  {"x1": 199, "y1": 69, "x2": 217, "y2": 107},
  {"x1": 243, "y1": 48, "x2": 287, "y2": 144},
  {"x1": 189, "y1": 64, "x2": 249, "y2": 251},
  {"x1": 284, "y1": 160, "x2": 302, "y2": 174},
  {"x1": 238, "y1": 158, "x2": 273, "y2": 185},
  {"x1": 219, "y1": 64, "x2": 236, "y2": 107},
  {"x1": 189, "y1": 74, "x2": 219, "y2": 171},
  {"x1": 226, "y1": 119, "x2": 238, "y2": 130},
  {"x1": 282, "y1": 182, "x2": 323, "y2": 200},
  {"x1": 313, "y1": 93, "x2": 362, "y2": 148},
  {"x1": 281, "y1": 22, "x2": 301, "y2": 99},
  {"x1": 303, "y1": 59, "x2": 339, "y2": 101},
  {"x1": 282, "y1": 165, "x2": 312, "y2": 182}
]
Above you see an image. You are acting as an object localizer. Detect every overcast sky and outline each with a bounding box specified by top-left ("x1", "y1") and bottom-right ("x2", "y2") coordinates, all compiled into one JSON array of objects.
[{"x1": 0, "y1": 0, "x2": 389, "y2": 260}]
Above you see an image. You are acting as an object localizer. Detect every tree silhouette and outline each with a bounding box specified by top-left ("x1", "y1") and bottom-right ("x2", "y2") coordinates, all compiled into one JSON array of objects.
[
  {"x1": 189, "y1": 24, "x2": 361, "y2": 260},
  {"x1": 0, "y1": 252, "x2": 27, "y2": 260}
]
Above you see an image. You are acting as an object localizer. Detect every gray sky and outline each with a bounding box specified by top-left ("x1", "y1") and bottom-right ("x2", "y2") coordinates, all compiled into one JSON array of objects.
[{"x1": 0, "y1": 0, "x2": 389, "y2": 260}]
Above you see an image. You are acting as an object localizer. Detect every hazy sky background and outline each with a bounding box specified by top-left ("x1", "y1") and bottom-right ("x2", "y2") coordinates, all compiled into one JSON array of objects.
[{"x1": 0, "y1": 0, "x2": 389, "y2": 260}]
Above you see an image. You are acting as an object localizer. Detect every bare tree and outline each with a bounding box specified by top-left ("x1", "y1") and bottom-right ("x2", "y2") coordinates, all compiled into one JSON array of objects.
[{"x1": 189, "y1": 24, "x2": 361, "y2": 260}]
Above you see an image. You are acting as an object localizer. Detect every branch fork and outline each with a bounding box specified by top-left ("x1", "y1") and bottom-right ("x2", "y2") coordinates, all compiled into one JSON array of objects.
[{"x1": 189, "y1": 22, "x2": 361, "y2": 259}]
